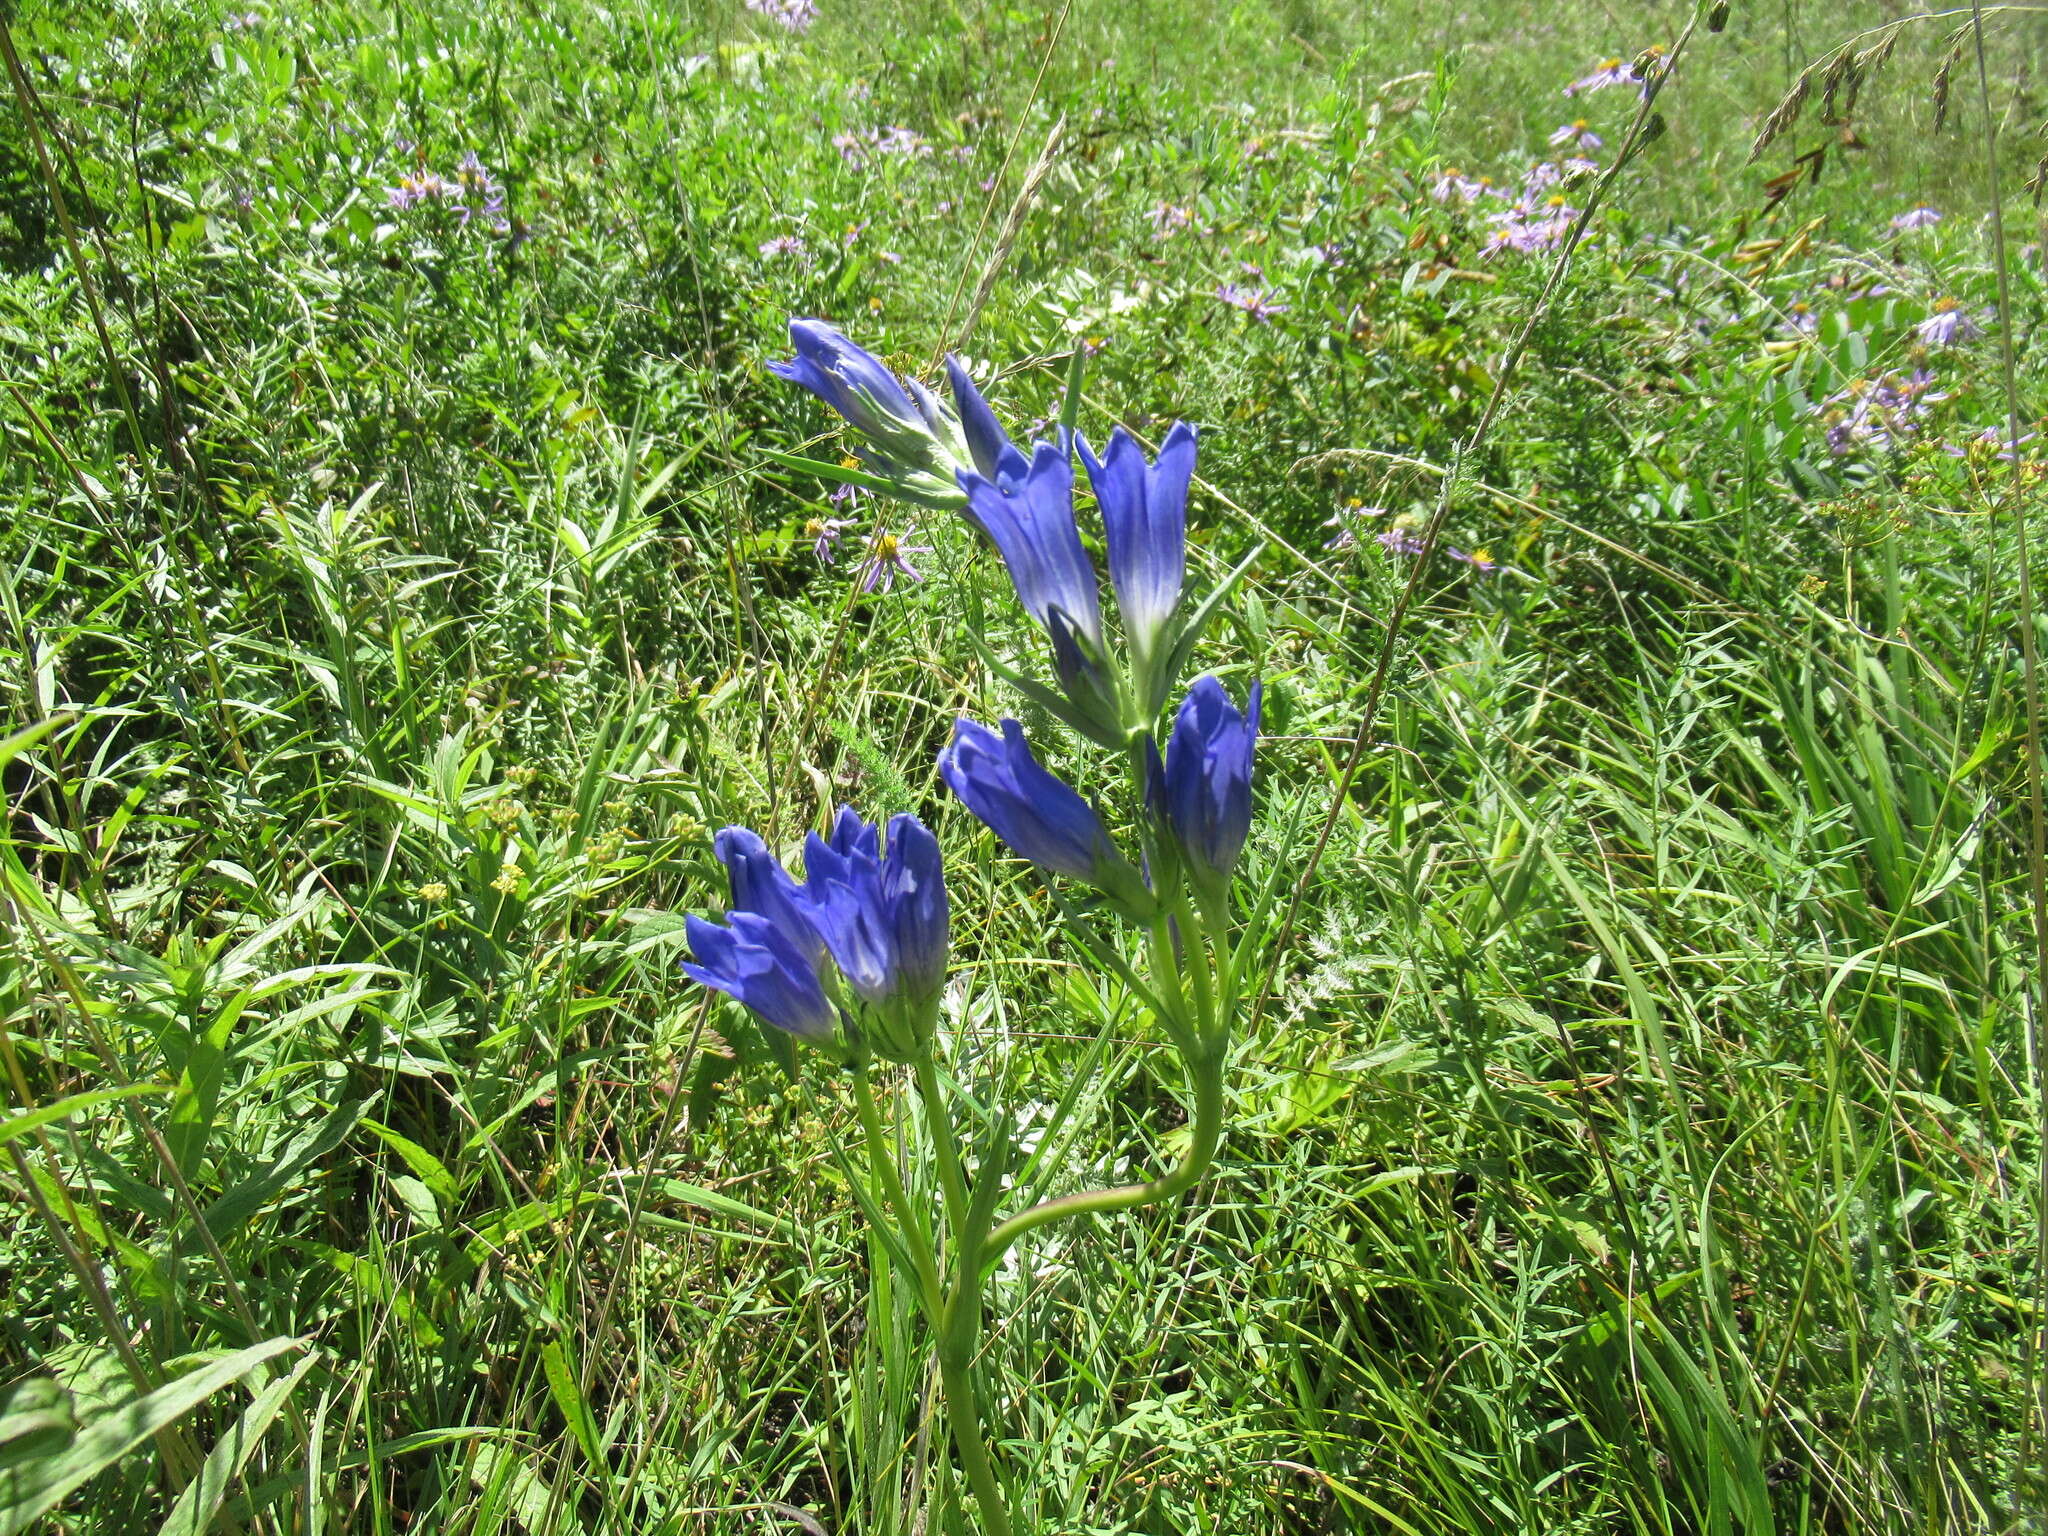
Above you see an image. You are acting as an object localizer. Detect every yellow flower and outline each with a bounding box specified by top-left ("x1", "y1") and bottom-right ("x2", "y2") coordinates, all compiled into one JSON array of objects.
[
  {"x1": 416, "y1": 882, "x2": 450, "y2": 901},
  {"x1": 491, "y1": 865, "x2": 524, "y2": 894}
]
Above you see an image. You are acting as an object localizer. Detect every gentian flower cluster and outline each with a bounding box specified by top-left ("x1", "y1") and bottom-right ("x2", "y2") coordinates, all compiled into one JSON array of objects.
[
  {"x1": 686, "y1": 810, "x2": 948, "y2": 1063},
  {"x1": 716, "y1": 317, "x2": 1266, "y2": 1536}
]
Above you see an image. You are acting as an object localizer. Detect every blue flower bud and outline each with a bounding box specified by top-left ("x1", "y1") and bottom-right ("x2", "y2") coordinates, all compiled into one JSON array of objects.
[
  {"x1": 958, "y1": 442, "x2": 1105, "y2": 648},
  {"x1": 771, "y1": 319, "x2": 926, "y2": 443},
  {"x1": 1079, "y1": 422, "x2": 1194, "y2": 662},
  {"x1": 945, "y1": 355, "x2": 1030, "y2": 488},
  {"x1": 768, "y1": 319, "x2": 973, "y2": 509},
  {"x1": 714, "y1": 827, "x2": 825, "y2": 965},
  {"x1": 881, "y1": 813, "x2": 948, "y2": 1002},
  {"x1": 939, "y1": 718, "x2": 1151, "y2": 913},
  {"x1": 683, "y1": 912, "x2": 840, "y2": 1041},
  {"x1": 689, "y1": 806, "x2": 953, "y2": 1062},
  {"x1": 1162, "y1": 675, "x2": 1261, "y2": 897}
]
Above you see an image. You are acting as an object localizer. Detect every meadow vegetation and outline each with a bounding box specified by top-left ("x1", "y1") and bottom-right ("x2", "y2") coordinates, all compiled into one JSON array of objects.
[{"x1": 2, "y1": 0, "x2": 2045, "y2": 1531}]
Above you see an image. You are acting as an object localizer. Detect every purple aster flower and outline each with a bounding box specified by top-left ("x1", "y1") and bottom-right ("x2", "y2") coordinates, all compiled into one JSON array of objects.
[
  {"x1": 1917, "y1": 298, "x2": 1980, "y2": 348},
  {"x1": 745, "y1": 0, "x2": 819, "y2": 34},
  {"x1": 1430, "y1": 168, "x2": 1494, "y2": 205},
  {"x1": 806, "y1": 515, "x2": 856, "y2": 563},
  {"x1": 386, "y1": 171, "x2": 454, "y2": 211},
  {"x1": 877, "y1": 250, "x2": 902, "y2": 264},
  {"x1": 1216, "y1": 283, "x2": 1287, "y2": 321},
  {"x1": 759, "y1": 234, "x2": 807, "y2": 259},
  {"x1": 1565, "y1": 56, "x2": 1638, "y2": 96},
  {"x1": 948, "y1": 144, "x2": 975, "y2": 163},
  {"x1": 1822, "y1": 369, "x2": 1948, "y2": 453},
  {"x1": 453, "y1": 152, "x2": 508, "y2": 232},
  {"x1": 1549, "y1": 119, "x2": 1604, "y2": 151},
  {"x1": 872, "y1": 125, "x2": 931, "y2": 158},
  {"x1": 832, "y1": 132, "x2": 866, "y2": 165},
  {"x1": 859, "y1": 528, "x2": 930, "y2": 592},
  {"x1": 1149, "y1": 202, "x2": 1193, "y2": 237},
  {"x1": 1446, "y1": 546, "x2": 1503, "y2": 575},
  {"x1": 1377, "y1": 524, "x2": 1427, "y2": 556},
  {"x1": 1784, "y1": 300, "x2": 1818, "y2": 334},
  {"x1": 1944, "y1": 424, "x2": 2036, "y2": 462},
  {"x1": 1891, "y1": 205, "x2": 1941, "y2": 231},
  {"x1": 1560, "y1": 156, "x2": 1601, "y2": 179},
  {"x1": 1522, "y1": 161, "x2": 1564, "y2": 198}
]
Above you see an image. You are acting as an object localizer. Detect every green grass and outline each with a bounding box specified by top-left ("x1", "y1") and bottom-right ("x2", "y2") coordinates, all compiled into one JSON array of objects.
[{"x1": 2, "y1": 0, "x2": 2043, "y2": 1532}]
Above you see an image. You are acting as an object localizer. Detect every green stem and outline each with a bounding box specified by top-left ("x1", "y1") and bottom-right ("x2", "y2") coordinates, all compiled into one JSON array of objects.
[
  {"x1": 850, "y1": 1066, "x2": 944, "y2": 1315},
  {"x1": 913, "y1": 1053, "x2": 972, "y2": 1244},
  {"x1": 937, "y1": 1267, "x2": 1013, "y2": 1536},
  {"x1": 981, "y1": 1046, "x2": 1226, "y2": 1265}
]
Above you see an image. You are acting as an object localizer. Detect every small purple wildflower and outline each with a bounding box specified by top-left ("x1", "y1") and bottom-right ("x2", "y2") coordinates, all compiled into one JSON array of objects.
[
  {"x1": 1565, "y1": 56, "x2": 1637, "y2": 96},
  {"x1": 1149, "y1": 202, "x2": 1193, "y2": 237},
  {"x1": 1560, "y1": 156, "x2": 1601, "y2": 179},
  {"x1": 224, "y1": 11, "x2": 262, "y2": 32},
  {"x1": 1377, "y1": 527, "x2": 1427, "y2": 557},
  {"x1": 453, "y1": 150, "x2": 508, "y2": 232},
  {"x1": 1891, "y1": 205, "x2": 1941, "y2": 232},
  {"x1": 1446, "y1": 546, "x2": 1502, "y2": 574},
  {"x1": 1944, "y1": 424, "x2": 2036, "y2": 462},
  {"x1": 1916, "y1": 298, "x2": 1980, "y2": 348},
  {"x1": 1823, "y1": 369, "x2": 1947, "y2": 453},
  {"x1": 1216, "y1": 283, "x2": 1287, "y2": 321},
  {"x1": 1549, "y1": 119, "x2": 1603, "y2": 151},
  {"x1": 806, "y1": 515, "x2": 856, "y2": 563},
  {"x1": 948, "y1": 144, "x2": 975, "y2": 163},
  {"x1": 860, "y1": 529, "x2": 930, "y2": 592},
  {"x1": 877, "y1": 250, "x2": 902, "y2": 265},
  {"x1": 746, "y1": 0, "x2": 819, "y2": 34},
  {"x1": 1430, "y1": 168, "x2": 1494, "y2": 205},
  {"x1": 759, "y1": 234, "x2": 807, "y2": 259},
  {"x1": 1481, "y1": 198, "x2": 1577, "y2": 257},
  {"x1": 386, "y1": 171, "x2": 455, "y2": 211}
]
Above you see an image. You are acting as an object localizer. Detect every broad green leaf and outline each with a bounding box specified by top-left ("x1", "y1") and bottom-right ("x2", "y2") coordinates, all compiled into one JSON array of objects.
[{"x1": 0, "y1": 1337, "x2": 302, "y2": 1536}]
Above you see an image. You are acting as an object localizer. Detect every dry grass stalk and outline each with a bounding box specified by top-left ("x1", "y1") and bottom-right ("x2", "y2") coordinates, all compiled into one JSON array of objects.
[{"x1": 955, "y1": 113, "x2": 1065, "y2": 352}]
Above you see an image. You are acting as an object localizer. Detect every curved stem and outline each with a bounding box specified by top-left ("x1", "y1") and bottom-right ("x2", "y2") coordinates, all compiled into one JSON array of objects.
[{"x1": 981, "y1": 1048, "x2": 1225, "y2": 1266}]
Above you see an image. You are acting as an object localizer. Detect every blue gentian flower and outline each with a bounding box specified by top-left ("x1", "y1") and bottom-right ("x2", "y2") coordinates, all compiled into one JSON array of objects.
[
  {"x1": 1079, "y1": 422, "x2": 1196, "y2": 661},
  {"x1": 957, "y1": 442, "x2": 1104, "y2": 647},
  {"x1": 945, "y1": 356, "x2": 1030, "y2": 488},
  {"x1": 768, "y1": 320, "x2": 973, "y2": 508},
  {"x1": 1162, "y1": 675, "x2": 1261, "y2": 898},
  {"x1": 770, "y1": 319, "x2": 927, "y2": 442},
  {"x1": 683, "y1": 912, "x2": 839, "y2": 1041},
  {"x1": 714, "y1": 827, "x2": 826, "y2": 965},
  {"x1": 939, "y1": 718, "x2": 1152, "y2": 914},
  {"x1": 688, "y1": 807, "x2": 951, "y2": 1060}
]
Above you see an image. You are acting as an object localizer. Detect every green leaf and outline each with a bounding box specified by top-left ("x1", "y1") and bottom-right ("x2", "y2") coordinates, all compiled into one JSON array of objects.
[
  {"x1": 539, "y1": 1340, "x2": 603, "y2": 1467},
  {"x1": 0, "y1": 1337, "x2": 303, "y2": 1536},
  {"x1": 0, "y1": 1084, "x2": 172, "y2": 1147},
  {"x1": 155, "y1": 1352, "x2": 317, "y2": 1536}
]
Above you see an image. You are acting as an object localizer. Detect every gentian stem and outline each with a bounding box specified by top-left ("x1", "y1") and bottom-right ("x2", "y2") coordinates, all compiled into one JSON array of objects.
[
  {"x1": 850, "y1": 1066, "x2": 945, "y2": 1317},
  {"x1": 979, "y1": 1045, "x2": 1226, "y2": 1267},
  {"x1": 937, "y1": 1281, "x2": 1013, "y2": 1536},
  {"x1": 912, "y1": 1053, "x2": 973, "y2": 1254}
]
